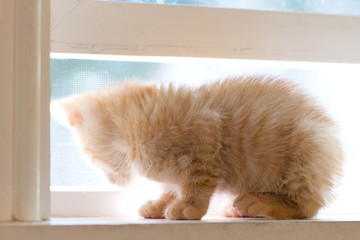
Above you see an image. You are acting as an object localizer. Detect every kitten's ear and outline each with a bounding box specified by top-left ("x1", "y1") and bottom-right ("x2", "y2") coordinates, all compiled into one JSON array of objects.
[{"x1": 50, "y1": 96, "x2": 83, "y2": 127}]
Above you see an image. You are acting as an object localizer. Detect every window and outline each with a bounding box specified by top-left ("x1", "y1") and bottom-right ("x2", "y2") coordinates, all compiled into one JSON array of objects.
[
  {"x1": 1, "y1": 0, "x2": 359, "y2": 234},
  {"x1": 50, "y1": 54, "x2": 360, "y2": 217},
  {"x1": 49, "y1": 0, "x2": 360, "y2": 219}
]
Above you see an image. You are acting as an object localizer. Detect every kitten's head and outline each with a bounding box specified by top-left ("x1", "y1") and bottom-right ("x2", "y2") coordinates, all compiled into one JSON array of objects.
[{"x1": 51, "y1": 92, "x2": 135, "y2": 187}]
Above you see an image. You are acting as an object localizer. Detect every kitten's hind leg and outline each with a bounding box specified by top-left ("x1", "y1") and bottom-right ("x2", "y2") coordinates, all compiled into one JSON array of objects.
[
  {"x1": 139, "y1": 188, "x2": 176, "y2": 219},
  {"x1": 233, "y1": 193, "x2": 313, "y2": 219}
]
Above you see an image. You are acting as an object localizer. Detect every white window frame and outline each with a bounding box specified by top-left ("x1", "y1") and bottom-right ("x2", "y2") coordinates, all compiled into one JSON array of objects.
[
  {"x1": 51, "y1": 0, "x2": 360, "y2": 63},
  {"x1": 0, "y1": 0, "x2": 50, "y2": 222},
  {"x1": 49, "y1": 0, "x2": 360, "y2": 218},
  {"x1": 1, "y1": 0, "x2": 360, "y2": 239}
]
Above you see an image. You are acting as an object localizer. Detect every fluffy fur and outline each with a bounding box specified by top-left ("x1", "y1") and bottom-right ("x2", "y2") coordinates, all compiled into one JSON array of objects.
[{"x1": 51, "y1": 76, "x2": 343, "y2": 220}]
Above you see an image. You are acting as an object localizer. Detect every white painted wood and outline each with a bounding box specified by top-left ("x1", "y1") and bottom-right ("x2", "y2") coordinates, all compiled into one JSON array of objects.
[
  {"x1": 51, "y1": 1, "x2": 360, "y2": 63},
  {"x1": 0, "y1": 218, "x2": 360, "y2": 240},
  {"x1": 40, "y1": 0, "x2": 51, "y2": 221},
  {"x1": 51, "y1": 189, "x2": 139, "y2": 217},
  {"x1": 0, "y1": 0, "x2": 50, "y2": 222},
  {"x1": 13, "y1": 0, "x2": 42, "y2": 221},
  {"x1": 51, "y1": 0, "x2": 81, "y2": 32},
  {"x1": 51, "y1": 187, "x2": 162, "y2": 217},
  {"x1": 51, "y1": 187, "x2": 225, "y2": 218},
  {"x1": 0, "y1": 0, "x2": 14, "y2": 222},
  {"x1": 12, "y1": 0, "x2": 50, "y2": 221}
]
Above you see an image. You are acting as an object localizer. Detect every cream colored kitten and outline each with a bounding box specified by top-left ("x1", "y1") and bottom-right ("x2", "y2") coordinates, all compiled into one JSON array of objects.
[{"x1": 51, "y1": 76, "x2": 343, "y2": 220}]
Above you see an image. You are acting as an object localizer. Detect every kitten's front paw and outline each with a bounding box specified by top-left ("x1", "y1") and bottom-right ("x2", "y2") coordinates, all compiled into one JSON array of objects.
[
  {"x1": 165, "y1": 201, "x2": 205, "y2": 220},
  {"x1": 139, "y1": 200, "x2": 165, "y2": 219},
  {"x1": 221, "y1": 202, "x2": 240, "y2": 218}
]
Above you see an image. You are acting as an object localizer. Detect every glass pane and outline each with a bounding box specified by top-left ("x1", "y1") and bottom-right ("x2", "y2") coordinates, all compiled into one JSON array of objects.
[
  {"x1": 51, "y1": 56, "x2": 360, "y2": 215},
  {"x1": 105, "y1": 0, "x2": 360, "y2": 16}
]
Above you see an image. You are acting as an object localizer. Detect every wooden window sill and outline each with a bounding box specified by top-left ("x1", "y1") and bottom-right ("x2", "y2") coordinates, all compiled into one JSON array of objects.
[{"x1": 0, "y1": 215, "x2": 359, "y2": 240}]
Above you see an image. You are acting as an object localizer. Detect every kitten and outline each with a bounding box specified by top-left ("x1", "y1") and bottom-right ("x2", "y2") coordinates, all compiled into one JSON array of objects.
[{"x1": 51, "y1": 76, "x2": 343, "y2": 220}]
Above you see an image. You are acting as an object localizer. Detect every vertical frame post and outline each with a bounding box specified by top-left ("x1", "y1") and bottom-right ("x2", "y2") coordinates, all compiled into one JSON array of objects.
[
  {"x1": 0, "y1": 0, "x2": 15, "y2": 222},
  {"x1": 0, "y1": 0, "x2": 50, "y2": 222},
  {"x1": 12, "y1": 0, "x2": 50, "y2": 221}
]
